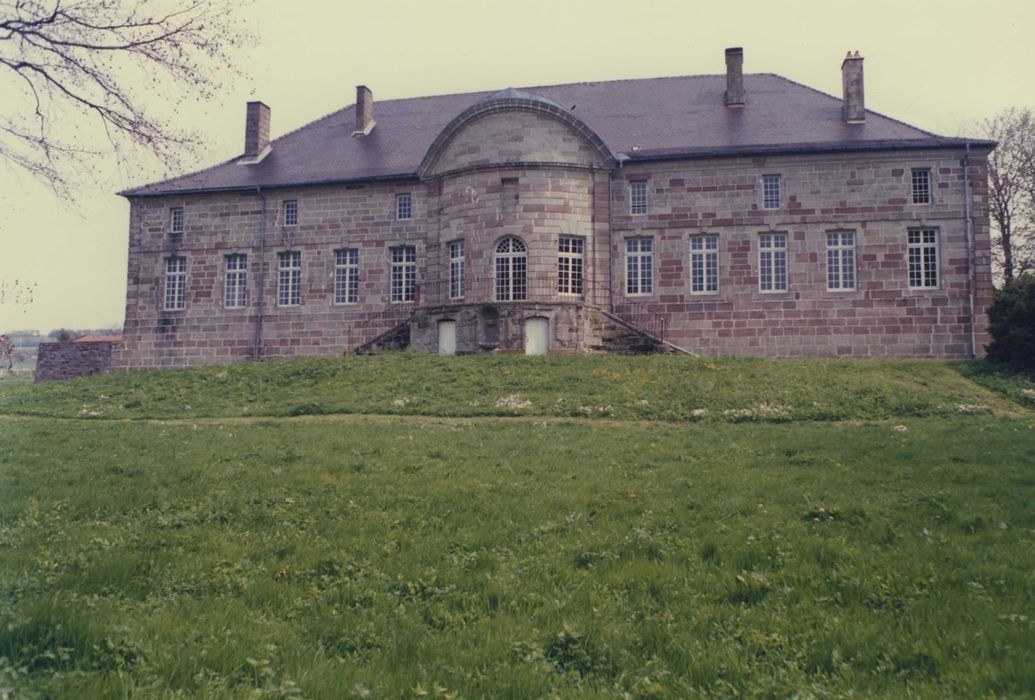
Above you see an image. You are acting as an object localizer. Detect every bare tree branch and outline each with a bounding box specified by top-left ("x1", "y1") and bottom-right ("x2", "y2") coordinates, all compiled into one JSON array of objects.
[
  {"x1": 0, "y1": 0, "x2": 251, "y2": 197},
  {"x1": 974, "y1": 108, "x2": 1035, "y2": 286}
]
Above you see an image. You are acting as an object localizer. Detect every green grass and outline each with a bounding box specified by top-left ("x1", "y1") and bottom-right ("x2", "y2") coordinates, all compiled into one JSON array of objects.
[
  {"x1": 2, "y1": 354, "x2": 1033, "y2": 422},
  {"x1": 1, "y1": 356, "x2": 1034, "y2": 697}
]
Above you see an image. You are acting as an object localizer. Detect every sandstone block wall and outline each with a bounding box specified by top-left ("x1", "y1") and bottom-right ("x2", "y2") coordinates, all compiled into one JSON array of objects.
[
  {"x1": 115, "y1": 102, "x2": 993, "y2": 369},
  {"x1": 36, "y1": 341, "x2": 116, "y2": 382},
  {"x1": 609, "y1": 149, "x2": 992, "y2": 357}
]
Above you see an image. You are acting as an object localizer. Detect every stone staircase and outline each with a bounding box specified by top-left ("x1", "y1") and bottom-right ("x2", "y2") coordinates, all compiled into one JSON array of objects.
[
  {"x1": 349, "y1": 304, "x2": 695, "y2": 356},
  {"x1": 588, "y1": 308, "x2": 695, "y2": 355},
  {"x1": 352, "y1": 319, "x2": 411, "y2": 354}
]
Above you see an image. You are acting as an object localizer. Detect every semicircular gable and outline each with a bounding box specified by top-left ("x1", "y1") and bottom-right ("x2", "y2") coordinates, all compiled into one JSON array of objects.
[{"x1": 418, "y1": 89, "x2": 618, "y2": 178}]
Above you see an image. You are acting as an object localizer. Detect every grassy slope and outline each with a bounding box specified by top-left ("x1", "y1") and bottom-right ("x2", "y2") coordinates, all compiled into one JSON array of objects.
[
  {"x1": 1, "y1": 355, "x2": 1033, "y2": 421},
  {"x1": 1, "y1": 357, "x2": 1034, "y2": 697}
]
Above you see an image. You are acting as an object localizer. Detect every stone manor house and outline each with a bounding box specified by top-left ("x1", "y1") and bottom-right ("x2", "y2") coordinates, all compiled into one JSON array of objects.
[{"x1": 116, "y1": 48, "x2": 995, "y2": 368}]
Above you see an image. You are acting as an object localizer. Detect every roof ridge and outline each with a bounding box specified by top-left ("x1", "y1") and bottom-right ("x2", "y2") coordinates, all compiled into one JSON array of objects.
[{"x1": 123, "y1": 74, "x2": 733, "y2": 194}]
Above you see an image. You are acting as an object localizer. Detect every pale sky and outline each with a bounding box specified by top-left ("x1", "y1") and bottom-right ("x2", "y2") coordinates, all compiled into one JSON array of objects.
[{"x1": 2, "y1": 0, "x2": 1033, "y2": 333}]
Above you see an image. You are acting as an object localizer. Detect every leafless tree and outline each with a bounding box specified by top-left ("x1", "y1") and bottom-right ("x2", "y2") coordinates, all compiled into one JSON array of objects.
[
  {"x1": 0, "y1": 334, "x2": 14, "y2": 372},
  {"x1": 978, "y1": 109, "x2": 1035, "y2": 285},
  {"x1": 0, "y1": 0, "x2": 250, "y2": 196}
]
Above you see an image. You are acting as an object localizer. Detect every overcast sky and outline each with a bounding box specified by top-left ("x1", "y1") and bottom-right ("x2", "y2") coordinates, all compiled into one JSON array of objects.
[{"x1": 2, "y1": 0, "x2": 1033, "y2": 333}]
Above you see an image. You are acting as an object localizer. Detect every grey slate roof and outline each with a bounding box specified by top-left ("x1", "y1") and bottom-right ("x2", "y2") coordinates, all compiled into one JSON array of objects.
[{"x1": 123, "y1": 73, "x2": 989, "y2": 197}]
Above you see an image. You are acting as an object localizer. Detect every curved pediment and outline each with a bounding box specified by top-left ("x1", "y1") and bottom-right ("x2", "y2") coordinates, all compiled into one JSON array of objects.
[{"x1": 418, "y1": 89, "x2": 617, "y2": 178}]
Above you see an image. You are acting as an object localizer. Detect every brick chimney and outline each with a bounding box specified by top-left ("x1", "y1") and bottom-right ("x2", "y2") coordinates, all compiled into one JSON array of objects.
[
  {"x1": 244, "y1": 101, "x2": 271, "y2": 158},
  {"x1": 841, "y1": 51, "x2": 865, "y2": 124},
  {"x1": 353, "y1": 85, "x2": 375, "y2": 136},
  {"x1": 724, "y1": 47, "x2": 746, "y2": 107}
]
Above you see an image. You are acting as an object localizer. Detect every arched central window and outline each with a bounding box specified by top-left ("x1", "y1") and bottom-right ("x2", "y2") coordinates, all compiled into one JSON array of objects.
[{"x1": 495, "y1": 237, "x2": 527, "y2": 301}]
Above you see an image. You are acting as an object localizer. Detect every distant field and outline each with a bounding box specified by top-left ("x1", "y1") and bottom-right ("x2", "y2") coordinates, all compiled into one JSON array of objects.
[{"x1": 1, "y1": 356, "x2": 1033, "y2": 698}]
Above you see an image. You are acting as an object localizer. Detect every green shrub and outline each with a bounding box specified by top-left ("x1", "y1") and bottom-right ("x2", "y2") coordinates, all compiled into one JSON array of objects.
[{"x1": 986, "y1": 274, "x2": 1035, "y2": 369}]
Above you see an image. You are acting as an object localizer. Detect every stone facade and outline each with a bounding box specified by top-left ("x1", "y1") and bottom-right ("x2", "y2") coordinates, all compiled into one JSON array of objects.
[
  {"x1": 115, "y1": 73, "x2": 994, "y2": 369},
  {"x1": 608, "y1": 149, "x2": 993, "y2": 357}
]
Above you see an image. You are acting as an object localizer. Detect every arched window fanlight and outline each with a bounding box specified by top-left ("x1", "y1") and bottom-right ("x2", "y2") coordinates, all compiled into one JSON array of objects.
[{"x1": 495, "y1": 237, "x2": 527, "y2": 301}]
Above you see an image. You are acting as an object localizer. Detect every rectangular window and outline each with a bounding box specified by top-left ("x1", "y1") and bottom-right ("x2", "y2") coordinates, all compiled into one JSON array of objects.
[
  {"x1": 908, "y1": 229, "x2": 939, "y2": 288},
  {"x1": 283, "y1": 200, "x2": 298, "y2": 226},
  {"x1": 911, "y1": 168, "x2": 931, "y2": 205},
  {"x1": 762, "y1": 174, "x2": 781, "y2": 209},
  {"x1": 277, "y1": 251, "x2": 301, "y2": 306},
  {"x1": 758, "y1": 232, "x2": 788, "y2": 292},
  {"x1": 449, "y1": 240, "x2": 465, "y2": 300},
  {"x1": 391, "y1": 245, "x2": 416, "y2": 302},
  {"x1": 626, "y1": 238, "x2": 653, "y2": 295},
  {"x1": 169, "y1": 207, "x2": 184, "y2": 234},
  {"x1": 163, "y1": 256, "x2": 186, "y2": 310},
  {"x1": 690, "y1": 234, "x2": 719, "y2": 294},
  {"x1": 224, "y1": 254, "x2": 248, "y2": 308},
  {"x1": 557, "y1": 236, "x2": 584, "y2": 296},
  {"x1": 334, "y1": 248, "x2": 359, "y2": 304},
  {"x1": 826, "y1": 231, "x2": 856, "y2": 291},
  {"x1": 629, "y1": 181, "x2": 647, "y2": 215},
  {"x1": 396, "y1": 193, "x2": 412, "y2": 220}
]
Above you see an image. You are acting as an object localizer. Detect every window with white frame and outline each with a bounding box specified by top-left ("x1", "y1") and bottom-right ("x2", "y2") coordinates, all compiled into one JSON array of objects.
[
  {"x1": 826, "y1": 231, "x2": 856, "y2": 291},
  {"x1": 396, "y1": 193, "x2": 412, "y2": 220},
  {"x1": 224, "y1": 254, "x2": 247, "y2": 308},
  {"x1": 758, "y1": 232, "x2": 788, "y2": 292},
  {"x1": 390, "y1": 245, "x2": 416, "y2": 302},
  {"x1": 626, "y1": 238, "x2": 653, "y2": 295},
  {"x1": 557, "y1": 236, "x2": 584, "y2": 296},
  {"x1": 629, "y1": 181, "x2": 647, "y2": 215},
  {"x1": 448, "y1": 240, "x2": 465, "y2": 300},
  {"x1": 334, "y1": 248, "x2": 359, "y2": 304},
  {"x1": 908, "y1": 229, "x2": 938, "y2": 288},
  {"x1": 283, "y1": 200, "x2": 298, "y2": 226},
  {"x1": 163, "y1": 256, "x2": 186, "y2": 310},
  {"x1": 911, "y1": 168, "x2": 931, "y2": 205},
  {"x1": 495, "y1": 237, "x2": 527, "y2": 301},
  {"x1": 169, "y1": 207, "x2": 184, "y2": 234},
  {"x1": 762, "y1": 174, "x2": 781, "y2": 209},
  {"x1": 277, "y1": 251, "x2": 301, "y2": 306},
  {"x1": 690, "y1": 234, "x2": 719, "y2": 294}
]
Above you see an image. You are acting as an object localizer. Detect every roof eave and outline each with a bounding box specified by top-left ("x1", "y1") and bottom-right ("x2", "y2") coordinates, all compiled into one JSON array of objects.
[
  {"x1": 120, "y1": 139, "x2": 997, "y2": 197},
  {"x1": 621, "y1": 138, "x2": 997, "y2": 163},
  {"x1": 118, "y1": 172, "x2": 423, "y2": 198}
]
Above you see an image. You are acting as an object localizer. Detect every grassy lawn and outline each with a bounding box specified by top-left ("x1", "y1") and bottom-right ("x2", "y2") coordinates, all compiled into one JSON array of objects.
[
  {"x1": 1, "y1": 354, "x2": 1033, "y2": 422},
  {"x1": 0, "y1": 356, "x2": 1033, "y2": 697}
]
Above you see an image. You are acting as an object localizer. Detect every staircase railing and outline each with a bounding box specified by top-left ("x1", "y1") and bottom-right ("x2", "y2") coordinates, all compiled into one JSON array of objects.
[{"x1": 413, "y1": 273, "x2": 666, "y2": 342}]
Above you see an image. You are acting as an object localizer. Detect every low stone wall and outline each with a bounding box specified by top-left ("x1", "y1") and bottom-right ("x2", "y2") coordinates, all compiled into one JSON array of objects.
[{"x1": 35, "y1": 341, "x2": 118, "y2": 382}]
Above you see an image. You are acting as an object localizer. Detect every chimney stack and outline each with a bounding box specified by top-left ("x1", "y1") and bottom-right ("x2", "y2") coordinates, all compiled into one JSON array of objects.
[
  {"x1": 244, "y1": 101, "x2": 271, "y2": 158},
  {"x1": 724, "y1": 47, "x2": 746, "y2": 107},
  {"x1": 841, "y1": 51, "x2": 865, "y2": 124},
  {"x1": 353, "y1": 85, "x2": 375, "y2": 136}
]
